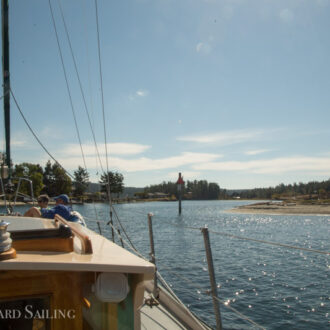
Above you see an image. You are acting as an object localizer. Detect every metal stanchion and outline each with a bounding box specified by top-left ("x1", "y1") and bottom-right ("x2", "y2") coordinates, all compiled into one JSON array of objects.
[
  {"x1": 110, "y1": 210, "x2": 114, "y2": 242},
  {"x1": 201, "y1": 226, "x2": 222, "y2": 330},
  {"x1": 97, "y1": 221, "x2": 102, "y2": 235},
  {"x1": 147, "y1": 213, "x2": 159, "y2": 302},
  {"x1": 118, "y1": 228, "x2": 124, "y2": 247}
]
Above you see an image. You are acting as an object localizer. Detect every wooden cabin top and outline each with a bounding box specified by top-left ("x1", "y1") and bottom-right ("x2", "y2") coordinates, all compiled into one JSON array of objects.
[{"x1": 0, "y1": 215, "x2": 154, "y2": 278}]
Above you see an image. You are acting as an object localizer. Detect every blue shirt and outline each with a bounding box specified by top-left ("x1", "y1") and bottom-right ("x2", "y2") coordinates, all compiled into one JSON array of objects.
[{"x1": 41, "y1": 204, "x2": 72, "y2": 220}]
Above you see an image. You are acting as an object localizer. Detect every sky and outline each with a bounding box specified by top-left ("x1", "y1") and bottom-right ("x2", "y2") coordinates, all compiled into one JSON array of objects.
[{"x1": 1, "y1": 0, "x2": 330, "y2": 189}]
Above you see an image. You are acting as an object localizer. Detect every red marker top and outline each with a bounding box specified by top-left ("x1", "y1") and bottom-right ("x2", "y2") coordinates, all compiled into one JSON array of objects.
[{"x1": 176, "y1": 173, "x2": 184, "y2": 185}]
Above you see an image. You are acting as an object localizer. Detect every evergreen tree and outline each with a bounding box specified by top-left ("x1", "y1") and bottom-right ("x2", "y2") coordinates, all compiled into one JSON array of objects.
[
  {"x1": 73, "y1": 166, "x2": 89, "y2": 197},
  {"x1": 99, "y1": 171, "x2": 124, "y2": 198},
  {"x1": 42, "y1": 161, "x2": 72, "y2": 196},
  {"x1": 13, "y1": 163, "x2": 44, "y2": 197}
]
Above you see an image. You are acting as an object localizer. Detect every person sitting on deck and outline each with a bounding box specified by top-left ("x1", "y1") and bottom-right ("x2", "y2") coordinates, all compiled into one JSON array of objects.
[
  {"x1": 36, "y1": 194, "x2": 49, "y2": 209},
  {"x1": 23, "y1": 194, "x2": 50, "y2": 216},
  {"x1": 24, "y1": 194, "x2": 74, "y2": 221}
]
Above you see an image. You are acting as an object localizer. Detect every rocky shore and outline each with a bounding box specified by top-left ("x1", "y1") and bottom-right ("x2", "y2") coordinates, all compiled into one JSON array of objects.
[{"x1": 228, "y1": 202, "x2": 330, "y2": 215}]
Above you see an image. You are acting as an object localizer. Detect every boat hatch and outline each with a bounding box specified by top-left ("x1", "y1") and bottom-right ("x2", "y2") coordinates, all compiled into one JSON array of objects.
[{"x1": 0, "y1": 215, "x2": 93, "y2": 254}]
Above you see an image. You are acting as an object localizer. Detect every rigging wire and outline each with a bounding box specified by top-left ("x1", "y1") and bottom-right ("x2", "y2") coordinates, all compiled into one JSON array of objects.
[
  {"x1": 93, "y1": 0, "x2": 109, "y2": 176},
  {"x1": 48, "y1": 0, "x2": 87, "y2": 171},
  {"x1": 57, "y1": 0, "x2": 105, "y2": 174},
  {"x1": 106, "y1": 219, "x2": 148, "y2": 260},
  {"x1": 80, "y1": 0, "x2": 99, "y2": 174},
  {"x1": 93, "y1": 0, "x2": 113, "y2": 204},
  {"x1": 56, "y1": 0, "x2": 106, "y2": 226},
  {"x1": 10, "y1": 88, "x2": 75, "y2": 181},
  {"x1": 12, "y1": 86, "x2": 92, "y2": 211},
  {"x1": 93, "y1": 0, "x2": 136, "y2": 250}
]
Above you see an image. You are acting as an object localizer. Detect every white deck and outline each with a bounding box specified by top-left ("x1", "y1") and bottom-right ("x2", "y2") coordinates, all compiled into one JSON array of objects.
[
  {"x1": 141, "y1": 301, "x2": 186, "y2": 329},
  {"x1": 141, "y1": 283, "x2": 210, "y2": 330},
  {"x1": 0, "y1": 216, "x2": 154, "y2": 276}
]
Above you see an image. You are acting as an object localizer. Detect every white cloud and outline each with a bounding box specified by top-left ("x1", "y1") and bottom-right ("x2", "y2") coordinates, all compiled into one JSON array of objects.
[
  {"x1": 61, "y1": 142, "x2": 151, "y2": 156},
  {"x1": 196, "y1": 42, "x2": 212, "y2": 54},
  {"x1": 136, "y1": 89, "x2": 149, "y2": 97},
  {"x1": 110, "y1": 152, "x2": 220, "y2": 172},
  {"x1": 177, "y1": 129, "x2": 265, "y2": 145},
  {"x1": 56, "y1": 152, "x2": 221, "y2": 172},
  {"x1": 129, "y1": 89, "x2": 149, "y2": 100},
  {"x1": 193, "y1": 156, "x2": 330, "y2": 175},
  {"x1": 3, "y1": 134, "x2": 32, "y2": 148},
  {"x1": 11, "y1": 139, "x2": 27, "y2": 147},
  {"x1": 244, "y1": 149, "x2": 270, "y2": 156},
  {"x1": 279, "y1": 8, "x2": 294, "y2": 23}
]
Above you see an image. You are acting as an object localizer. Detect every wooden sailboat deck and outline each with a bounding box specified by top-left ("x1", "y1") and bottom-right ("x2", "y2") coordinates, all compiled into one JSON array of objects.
[
  {"x1": 0, "y1": 215, "x2": 210, "y2": 329},
  {"x1": 0, "y1": 215, "x2": 154, "y2": 275}
]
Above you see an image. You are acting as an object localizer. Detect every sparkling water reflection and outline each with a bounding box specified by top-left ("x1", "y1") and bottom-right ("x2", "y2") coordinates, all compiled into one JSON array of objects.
[{"x1": 17, "y1": 200, "x2": 329, "y2": 329}]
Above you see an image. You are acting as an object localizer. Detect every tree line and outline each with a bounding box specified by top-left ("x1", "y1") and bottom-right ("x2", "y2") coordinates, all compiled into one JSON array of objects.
[
  {"x1": 233, "y1": 180, "x2": 330, "y2": 199},
  {"x1": 10, "y1": 161, "x2": 124, "y2": 199},
  {"x1": 8, "y1": 159, "x2": 330, "y2": 201},
  {"x1": 143, "y1": 180, "x2": 223, "y2": 200},
  {"x1": 142, "y1": 178, "x2": 330, "y2": 200}
]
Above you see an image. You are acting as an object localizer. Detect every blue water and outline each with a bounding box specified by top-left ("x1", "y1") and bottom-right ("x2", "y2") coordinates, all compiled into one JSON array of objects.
[{"x1": 16, "y1": 200, "x2": 329, "y2": 329}]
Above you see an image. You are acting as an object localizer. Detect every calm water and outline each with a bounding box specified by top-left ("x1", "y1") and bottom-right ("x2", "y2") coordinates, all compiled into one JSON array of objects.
[{"x1": 18, "y1": 200, "x2": 329, "y2": 329}]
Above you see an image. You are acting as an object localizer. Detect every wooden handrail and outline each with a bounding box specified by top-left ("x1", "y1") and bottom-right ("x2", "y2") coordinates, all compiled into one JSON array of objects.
[{"x1": 54, "y1": 215, "x2": 93, "y2": 254}]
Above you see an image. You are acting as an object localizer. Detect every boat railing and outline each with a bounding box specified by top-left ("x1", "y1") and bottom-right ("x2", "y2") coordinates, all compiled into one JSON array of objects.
[
  {"x1": 0, "y1": 177, "x2": 7, "y2": 211},
  {"x1": 54, "y1": 214, "x2": 93, "y2": 254},
  {"x1": 0, "y1": 176, "x2": 36, "y2": 214},
  {"x1": 13, "y1": 177, "x2": 35, "y2": 207}
]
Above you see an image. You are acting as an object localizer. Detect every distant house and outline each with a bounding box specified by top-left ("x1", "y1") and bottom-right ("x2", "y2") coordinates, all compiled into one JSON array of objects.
[{"x1": 146, "y1": 192, "x2": 170, "y2": 199}]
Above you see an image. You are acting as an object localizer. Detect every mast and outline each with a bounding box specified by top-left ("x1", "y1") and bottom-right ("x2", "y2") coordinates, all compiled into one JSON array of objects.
[{"x1": 1, "y1": 0, "x2": 10, "y2": 181}]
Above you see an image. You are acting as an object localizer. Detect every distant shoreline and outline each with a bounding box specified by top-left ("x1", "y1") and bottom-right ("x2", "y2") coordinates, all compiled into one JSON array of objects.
[{"x1": 228, "y1": 202, "x2": 330, "y2": 215}]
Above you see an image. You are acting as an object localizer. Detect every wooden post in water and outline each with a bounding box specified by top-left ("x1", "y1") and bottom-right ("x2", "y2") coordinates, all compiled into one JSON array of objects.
[
  {"x1": 176, "y1": 172, "x2": 184, "y2": 215},
  {"x1": 148, "y1": 213, "x2": 159, "y2": 298},
  {"x1": 201, "y1": 226, "x2": 222, "y2": 330}
]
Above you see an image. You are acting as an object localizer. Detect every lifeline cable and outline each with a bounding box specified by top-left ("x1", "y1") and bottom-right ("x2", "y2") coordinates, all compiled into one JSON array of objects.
[
  {"x1": 147, "y1": 213, "x2": 330, "y2": 256},
  {"x1": 207, "y1": 229, "x2": 330, "y2": 256}
]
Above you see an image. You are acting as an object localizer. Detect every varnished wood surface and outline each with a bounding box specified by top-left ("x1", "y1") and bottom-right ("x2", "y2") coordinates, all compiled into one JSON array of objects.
[
  {"x1": 0, "y1": 270, "x2": 89, "y2": 330},
  {"x1": 0, "y1": 247, "x2": 16, "y2": 261},
  {"x1": 55, "y1": 215, "x2": 93, "y2": 254},
  {"x1": 12, "y1": 237, "x2": 74, "y2": 252}
]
